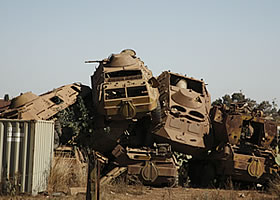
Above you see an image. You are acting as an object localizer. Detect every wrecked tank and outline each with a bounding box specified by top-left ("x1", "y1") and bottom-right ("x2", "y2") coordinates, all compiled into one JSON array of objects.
[
  {"x1": 152, "y1": 71, "x2": 212, "y2": 157},
  {"x1": 0, "y1": 83, "x2": 91, "y2": 149},
  {"x1": 86, "y1": 49, "x2": 160, "y2": 154},
  {"x1": 102, "y1": 143, "x2": 178, "y2": 187},
  {"x1": 189, "y1": 103, "x2": 280, "y2": 187},
  {"x1": 86, "y1": 51, "x2": 280, "y2": 188},
  {"x1": 89, "y1": 49, "x2": 159, "y2": 121},
  {"x1": 0, "y1": 83, "x2": 91, "y2": 120},
  {"x1": 99, "y1": 71, "x2": 213, "y2": 187}
]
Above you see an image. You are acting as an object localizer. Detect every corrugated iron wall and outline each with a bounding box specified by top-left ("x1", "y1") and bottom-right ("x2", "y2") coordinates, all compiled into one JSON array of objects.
[{"x1": 0, "y1": 119, "x2": 54, "y2": 195}]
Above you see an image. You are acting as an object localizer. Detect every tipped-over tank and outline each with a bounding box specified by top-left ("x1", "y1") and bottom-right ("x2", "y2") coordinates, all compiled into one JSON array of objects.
[
  {"x1": 0, "y1": 83, "x2": 91, "y2": 120},
  {"x1": 90, "y1": 49, "x2": 160, "y2": 121},
  {"x1": 152, "y1": 71, "x2": 212, "y2": 157}
]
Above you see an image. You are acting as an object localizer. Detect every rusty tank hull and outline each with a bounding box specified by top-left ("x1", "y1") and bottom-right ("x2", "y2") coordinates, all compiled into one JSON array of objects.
[
  {"x1": 209, "y1": 145, "x2": 279, "y2": 184},
  {"x1": 152, "y1": 71, "x2": 212, "y2": 157},
  {"x1": 90, "y1": 49, "x2": 159, "y2": 121},
  {"x1": 87, "y1": 49, "x2": 160, "y2": 155},
  {"x1": 0, "y1": 83, "x2": 91, "y2": 120},
  {"x1": 111, "y1": 144, "x2": 178, "y2": 187},
  {"x1": 191, "y1": 104, "x2": 280, "y2": 186}
]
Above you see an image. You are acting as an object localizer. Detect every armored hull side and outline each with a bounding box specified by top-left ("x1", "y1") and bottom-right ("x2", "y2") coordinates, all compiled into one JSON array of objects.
[{"x1": 153, "y1": 71, "x2": 212, "y2": 157}]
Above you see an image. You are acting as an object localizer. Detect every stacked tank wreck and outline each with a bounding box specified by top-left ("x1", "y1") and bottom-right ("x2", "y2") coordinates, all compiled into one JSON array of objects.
[
  {"x1": 1, "y1": 49, "x2": 280, "y2": 191},
  {"x1": 87, "y1": 49, "x2": 160, "y2": 154},
  {"x1": 87, "y1": 49, "x2": 280, "y2": 188}
]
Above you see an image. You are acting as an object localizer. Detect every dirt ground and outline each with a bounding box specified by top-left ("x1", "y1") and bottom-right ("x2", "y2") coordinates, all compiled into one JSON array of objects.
[
  {"x1": 100, "y1": 186, "x2": 277, "y2": 200},
  {"x1": 0, "y1": 186, "x2": 278, "y2": 200}
]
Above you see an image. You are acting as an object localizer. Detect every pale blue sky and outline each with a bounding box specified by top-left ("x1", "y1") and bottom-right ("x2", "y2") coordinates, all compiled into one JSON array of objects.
[{"x1": 0, "y1": 0, "x2": 279, "y2": 104}]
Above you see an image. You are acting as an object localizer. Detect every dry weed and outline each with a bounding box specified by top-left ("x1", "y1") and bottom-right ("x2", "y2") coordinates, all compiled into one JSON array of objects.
[
  {"x1": 268, "y1": 174, "x2": 280, "y2": 199},
  {"x1": 48, "y1": 156, "x2": 87, "y2": 194},
  {"x1": 100, "y1": 175, "x2": 145, "y2": 200},
  {"x1": 191, "y1": 191, "x2": 228, "y2": 200}
]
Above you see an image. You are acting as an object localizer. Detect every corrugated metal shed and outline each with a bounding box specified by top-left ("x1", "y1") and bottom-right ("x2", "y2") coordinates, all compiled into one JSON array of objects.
[{"x1": 0, "y1": 119, "x2": 54, "y2": 195}]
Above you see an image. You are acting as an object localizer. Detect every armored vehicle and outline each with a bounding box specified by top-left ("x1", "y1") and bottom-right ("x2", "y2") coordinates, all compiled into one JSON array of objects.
[
  {"x1": 89, "y1": 49, "x2": 160, "y2": 121},
  {"x1": 110, "y1": 143, "x2": 178, "y2": 187},
  {"x1": 87, "y1": 50, "x2": 160, "y2": 154},
  {"x1": 86, "y1": 51, "x2": 280, "y2": 188},
  {"x1": 188, "y1": 103, "x2": 280, "y2": 187},
  {"x1": 0, "y1": 83, "x2": 91, "y2": 148},
  {"x1": 152, "y1": 71, "x2": 212, "y2": 157},
  {"x1": 100, "y1": 71, "x2": 213, "y2": 187},
  {"x1": 0, "y1": 83, "x2": 90, "y2": 120}
]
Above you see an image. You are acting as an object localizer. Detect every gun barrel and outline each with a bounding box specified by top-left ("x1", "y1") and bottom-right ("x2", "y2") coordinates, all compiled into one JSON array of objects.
[{"x1": 85, "y1": 60, "x2": 101, "y2": 63}]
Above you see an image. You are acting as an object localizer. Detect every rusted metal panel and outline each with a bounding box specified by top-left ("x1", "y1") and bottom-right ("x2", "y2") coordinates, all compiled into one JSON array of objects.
[
  {"x1": 0, "y1": 119, "x2": 54, "y2": 195},
  {"x1": 212, "y1": 104, "x2": 278, "y2": 148},
  {"x1": 225, "y1": 115, "x2": 242, "y2": 145},
  {"x1": 100, "y1": 167, "x2": 127, "y2": 185},
  {"x1": 263, "y1": 122, "x2": 277, "y2": 148}
]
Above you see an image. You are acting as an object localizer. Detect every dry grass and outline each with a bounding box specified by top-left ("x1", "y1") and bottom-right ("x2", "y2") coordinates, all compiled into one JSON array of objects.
[
  {"x1": 100, "y1": 175, "x2": 145, "y2": 199},
  {"x1": 97, "y1": 186, "x2": 277, "y2": 200},
  {"x1": 0, "y1": 184, "x2": 277, "y2": 200},
  {"x1": 97, "y1": 175, "x2": 275, "y2": 200},
  {"x1": 2, "y1": 159, "x2": 278, "y2": 200},
  {"x1": 47, "y1": 156, "x2": 87, "y2": 194},
  {"x1": 268, "y1": 174, "x2": 280, "y2": 199},
  {"x1": 0, "y1": 173, "x2": 22, "y2": 196}
]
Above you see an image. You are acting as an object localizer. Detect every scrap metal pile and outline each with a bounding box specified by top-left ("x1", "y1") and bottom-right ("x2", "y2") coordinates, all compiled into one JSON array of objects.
[
  {"x1": 86, "y1": 49, "x2": 280, "y2": 187},
  {"x1": 1, "y1": 49, "x2": 280, "y2": 188}
]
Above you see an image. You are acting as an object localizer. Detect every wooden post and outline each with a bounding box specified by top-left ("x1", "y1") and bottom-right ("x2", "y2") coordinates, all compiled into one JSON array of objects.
[
  {"x1": 86, "y1": 150, "x2": 95, "y2": 200},
  {"x1": 86, "y1": 151, "x2": 107, "y2": 200},
  {"x1": 95, "y1": 159, "x2": 100, "y2": 200}
]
